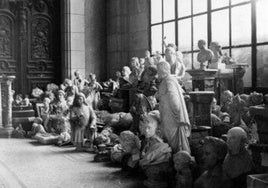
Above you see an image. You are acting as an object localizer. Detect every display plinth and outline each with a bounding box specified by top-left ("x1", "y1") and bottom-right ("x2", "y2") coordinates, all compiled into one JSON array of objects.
[
  {"x1": 189, "y1": 91, "x2": 215, "y2": 127},
  {"x1": 186, "y1": 69, "x2": 218, "y2": 91}
]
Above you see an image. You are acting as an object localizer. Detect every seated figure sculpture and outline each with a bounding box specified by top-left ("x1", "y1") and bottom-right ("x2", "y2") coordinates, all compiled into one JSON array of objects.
[
  {"x1": 223, "y1": 127, "x2": 253, "y2": 188},
  {"x1": 139, "y1": 111, "x2": 172, "y2": 188},
  {"x1": 194, "y1": 136, "x2": 231, "y2": 188},
  {"x1": 197, "y1": 39, "x2": 214, "y2": 70},
  {"x1": 173, "y1": 150, "x2": 195, "y2": 188}
]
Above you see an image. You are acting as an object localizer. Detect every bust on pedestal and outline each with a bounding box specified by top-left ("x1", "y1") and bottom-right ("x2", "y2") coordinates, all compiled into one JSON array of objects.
[{"x1": 186, "y1": 39, "x2": 218, "y2": 92}]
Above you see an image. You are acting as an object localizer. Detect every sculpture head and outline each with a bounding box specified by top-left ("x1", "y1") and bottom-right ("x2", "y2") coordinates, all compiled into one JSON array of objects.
[
  {"x1": 66, "y1": 96, "x2": 74, "y2": 107},
  {"x1": 202, "y1": 136, "x2": 227, "y2": 170},
  {"x1": 221, "y1": 90, "x2": 234, "y2": 104},
  {"x1": 139, "y1": 111, "x2": 160, "y2": 138},
  {"x1": 130, "y1": 57, "x2": 140, "y2": 70},
  {"x1": 115, "y1": 71, "x2": 122, "y2": 79},
  {"x1": 209, "y1": 42, "x2": 222, "y2": 56},
  {"x1": 121, "y1": 66, "x2": 131, "y2": 77},
  {"x1": 88, "y1": 73, "x2": 96, "y2": 83},
  {"x1": 173, "y1": 150, "x2": 193, "y2": 171},
  {"x1": 157, "y1": 60, "x2": 171, "y2": 81},
  {"x1": 57, "y1": 90, "x2": 66, "y2": 102},
  {"x1": 198, "y1": 39, "x2": 206, "y2": 50},
  {"x1": 74, "y1": 70, "x2": 81, "y2": 79},
  {"x1": 73, "y1": 92, "x2": 86, "y2": 107},
  {"x1": 227, "y1": 127, "x2": 247, "y2": 155},
  {"x1": 145, "y1": 50, "x2": 151, "y2": 58},
  {"x1": 250, "y1": 91, "x2": 263, "y2": 105},
  {"x1": 64, "y1": 79, "x2": 73, "y2": 87},
  {"x1": 119, "y1": 130, "x2": 141, "y2": 154},
  {"x1": 165, "y1": 45, "x2": 177, "y2": 64}
]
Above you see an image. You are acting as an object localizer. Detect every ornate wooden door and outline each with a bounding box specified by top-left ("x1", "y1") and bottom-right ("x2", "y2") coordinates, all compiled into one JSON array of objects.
[{"x1": 0, "y1": 0, "x2": 61, "y2": 94}]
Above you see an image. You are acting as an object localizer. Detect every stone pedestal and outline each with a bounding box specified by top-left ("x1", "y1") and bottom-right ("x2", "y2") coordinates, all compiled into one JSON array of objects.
[
  {"x1": 249, "y1": 105, "x2": 268, "y2": 173},
  {"x1": 231, "y1": 63, "x2": 248, "y2": 94},
  {"x1": 0, "y1": 75, "x2": 15, "y2": 138},
  {"x1": 186, "y1": 69, "x2": 218, "y2": 91},
  {"x1": 189, "y1": 91, "x2": 214, "y2": 127}
]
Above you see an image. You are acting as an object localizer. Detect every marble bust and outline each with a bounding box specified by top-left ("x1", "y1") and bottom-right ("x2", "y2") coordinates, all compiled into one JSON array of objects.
[
  {"x1": 197, "y1": 39, "x2": 214, "y2": 70},
  {"x1": 223, "y1": 127, "x2": 253, "y2": 188},
  {"x1": 194, "y1": 136, "x2": 231, "y2": 188}
]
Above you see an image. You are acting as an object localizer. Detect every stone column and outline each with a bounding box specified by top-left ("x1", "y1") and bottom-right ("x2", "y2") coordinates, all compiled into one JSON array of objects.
[{"x1": 0, "y1": 75, "x2": 15, "y2": 138}]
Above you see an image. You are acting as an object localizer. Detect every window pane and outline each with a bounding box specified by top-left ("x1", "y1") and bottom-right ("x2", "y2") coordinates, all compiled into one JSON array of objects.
[
  {"x1": 178, "y1": 0, "x2": 191, "y2": 18},
  {"x1": 164, "y1": 22, "x2": 175, "y2": 47},
  {"x1": 211, "y1": 0, "x2": 229, "y2": 9},
  {"x1": 231, "y1": 4, "x2": 251, "y2": 45},
  {"x1": 183, "y1": 52, "x2": 192, "y2": 70},
  {"x1": 232, "y1": 47, "x2": 252, "y2": 87},
  {"x1": 231, "y1": 0, "x2": 250, "y2": 5},
  {"x1": 151, "y1": 25, "x2": 162, "y2": 54},
  {"x1": 178, "y1": 19, "x2": 191, "y2": 51},
  {"x1": 183, "y1": 53, "x2": 193, "y2": 92},
  {"x1": 193, "y1": 0, "x2": 207, "y2": 14},
  {"x1": 164, "y1": 0, "x2": 175, "y2": 21},
  {"x1": 211, "y1": 9, "x2": 229, "y2": 47},
  {"x1": 257, "y1": 45, "x2": 268, "y2": 87},
  {"x1": 193, "y1": 14, "x2": 207, "y2": 50},
  {"x1": 151, "y1": 0, "x2": 162, "y2": 24},
  {"x1": 256, "y1": 0, "x2": 268, "y2": 43}
]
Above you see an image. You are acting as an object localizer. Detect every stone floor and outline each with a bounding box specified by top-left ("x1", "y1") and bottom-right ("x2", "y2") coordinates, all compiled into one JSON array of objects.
[{"x1": 0, "y1": 138, "x2": 144, "y2": 188}]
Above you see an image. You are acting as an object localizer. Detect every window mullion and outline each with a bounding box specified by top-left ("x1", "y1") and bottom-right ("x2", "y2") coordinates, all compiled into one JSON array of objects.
[{"x1": 251, "y1": 0, "x2": 257, "y2": 89}]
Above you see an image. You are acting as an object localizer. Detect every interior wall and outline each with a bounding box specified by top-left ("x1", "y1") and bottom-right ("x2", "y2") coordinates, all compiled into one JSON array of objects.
[
  {"x1": 106, "y1": 0, "x2": 150, "y2": 79},
  {"x1": 85, "y1": 0, "x2": 107, "y2": 81}
]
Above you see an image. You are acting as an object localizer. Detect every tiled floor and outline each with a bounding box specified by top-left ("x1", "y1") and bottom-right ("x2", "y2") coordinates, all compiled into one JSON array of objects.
[{"x1": 0, "y1": 139, "x2": 144, "y2": 188}]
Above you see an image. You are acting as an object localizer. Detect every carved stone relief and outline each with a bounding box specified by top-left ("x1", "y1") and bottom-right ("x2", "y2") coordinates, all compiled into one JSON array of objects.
[
  {"x1": 0, "y1": 60, "x2": 10, "y2": 71},
  {"x1": 31, "y1": 18, "x2": 50, "y2": 59},
  {"x1": 0, "y1": 16, "x2": 11, "y2": 57}
]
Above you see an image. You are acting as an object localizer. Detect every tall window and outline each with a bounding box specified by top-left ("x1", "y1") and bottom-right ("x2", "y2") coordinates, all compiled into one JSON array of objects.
[{"x1": 150, "y1": 0, "x2": 268, "y2": 90}]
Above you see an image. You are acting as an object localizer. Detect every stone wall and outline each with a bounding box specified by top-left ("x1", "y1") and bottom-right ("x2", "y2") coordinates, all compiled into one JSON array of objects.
[
  {"x1": 85, "y1": 0, "x2": 107, "y2": 81},
  {"x1": 106, "y1": 0, "x2": 150, "y2": 79}
]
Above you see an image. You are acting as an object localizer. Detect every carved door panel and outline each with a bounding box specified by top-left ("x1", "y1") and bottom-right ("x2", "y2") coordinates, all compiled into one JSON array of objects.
[{"x1": 0, "y1": 0, "x2": 61, "y2": 94}]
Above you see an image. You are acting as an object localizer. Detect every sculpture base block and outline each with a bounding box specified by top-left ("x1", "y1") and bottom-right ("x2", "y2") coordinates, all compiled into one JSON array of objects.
[{"x1": 0, "y1": 127, "x2": 14, "y2": 138}]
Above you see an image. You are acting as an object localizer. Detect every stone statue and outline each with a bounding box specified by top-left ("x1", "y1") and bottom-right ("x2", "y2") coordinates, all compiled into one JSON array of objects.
[
  {"x1": 165, "y1": 44, "x2": 186, "y2": 81},
  {"x1": 209, "y1": 42, "x2": 223, "y2": 69},
  {"x1": 139, "y1": 111, "x2": 172, "y2": 188},
  {"x1": 157, "y1": 60, "x2": 191, "y2": 153},
  {"x1": 197, "y1": 40, "x2": 214, "y2": 70},
  {"x1": 129, "y1": 57, "x2": 142, "y2": 86},
  {"x1": 194, "y1": 136, "x2": 231, "y2": 188},
  {"x1": 173, "y1": 150, "x2": 194, "y2": 188},
  {"x1": 119, "y1": 66, "x2": 132, "y2": 88},
  {"x1": 223, "y1": 127, "x2": 253, "y2": 188}
]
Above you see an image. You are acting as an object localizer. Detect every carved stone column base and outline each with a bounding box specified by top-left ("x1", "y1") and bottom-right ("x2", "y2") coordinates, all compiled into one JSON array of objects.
[{"x1": 0, "y1": 127, "x2": 14, "y2": 138}]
